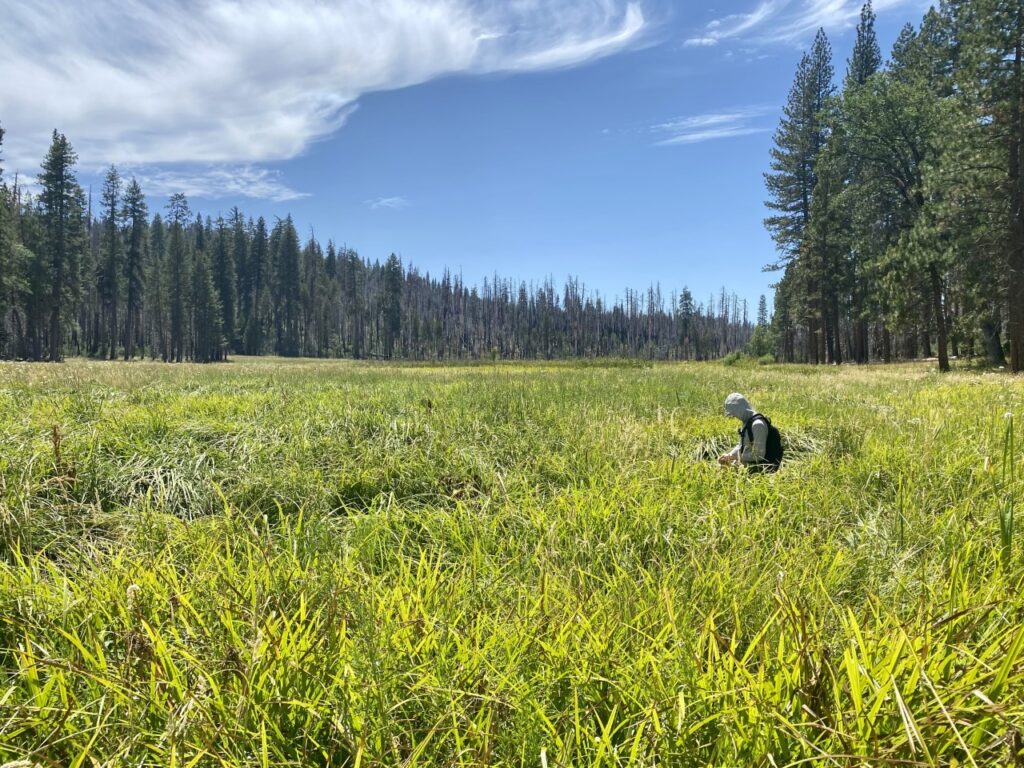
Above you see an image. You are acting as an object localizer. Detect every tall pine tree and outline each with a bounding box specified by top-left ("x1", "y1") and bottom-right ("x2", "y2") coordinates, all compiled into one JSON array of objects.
[
  {"x1": 212, "y1": 217, "x2": 235, "y2": 358},
  {"x1": 273, "y1": 216, "x2": 302, "y2": 357},
  {"x1": 165, "y1": 193, "x2": 191, "y2": 363},
  {"x1": 765, "y1": 29, "x2": 835, "y2": 363},
  {"x1": 843, "y1": 2, "x2": 883, "y2": 362},
  {"x1": 38, "y1": 131, "x2": 85, "y2": 362},
  {"x1": 122, "y1": 178, "x2": 147, "y2": 360},
  {"x1": 99, "y1": 165, "x2": 122, "y2": 359}
]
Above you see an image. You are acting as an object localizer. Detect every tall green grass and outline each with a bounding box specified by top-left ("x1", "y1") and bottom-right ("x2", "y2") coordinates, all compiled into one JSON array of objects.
[{"x1": 0, "y1": 358, "x2": 1022, "y2": 766}]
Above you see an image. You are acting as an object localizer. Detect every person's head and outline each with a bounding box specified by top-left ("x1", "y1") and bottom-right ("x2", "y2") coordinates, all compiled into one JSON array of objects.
[{"x1": 724, "y1": 393, "x2": 754, "y2": 421}]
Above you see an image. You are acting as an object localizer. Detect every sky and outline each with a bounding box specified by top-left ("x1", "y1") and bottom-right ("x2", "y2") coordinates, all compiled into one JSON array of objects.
[{"x1": 0, "y1": 0, "x2": 932, "y2": 311}]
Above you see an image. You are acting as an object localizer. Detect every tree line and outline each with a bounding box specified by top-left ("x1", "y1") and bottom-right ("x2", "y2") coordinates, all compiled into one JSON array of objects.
[
  {"x1": 0, "y1": 127, "x2": 758, "y2": 362},
  {"x1": 766, "y1": 0, "x2": 1024, "y2": 371}
]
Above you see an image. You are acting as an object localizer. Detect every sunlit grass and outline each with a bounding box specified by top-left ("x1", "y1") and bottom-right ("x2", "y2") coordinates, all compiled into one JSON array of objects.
[{"x1": 0, "y1": 357, "x2": 1022, "y2": 766}]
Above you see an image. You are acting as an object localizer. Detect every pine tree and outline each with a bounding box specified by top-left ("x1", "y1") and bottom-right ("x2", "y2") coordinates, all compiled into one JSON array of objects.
[
  {"x1": 243, "y1": 217, "x2": 269, "y2": 355},
  {"x1": 146, "y1": 213, "x2": 167, "y2": 359},
  {"x1": 212, "y1": 217, "x2": 235, "y2": 358},
  {"x1": 38, "y1": 131, "x2": 85, "y2": 361},
  {"x1": 382, "y1": 253, "x2": 403, "y2": 358},
  {"x1": 324, "y1": 241, "x2": 342, "y2": 355},
  {"x1": 678, "y1": 287, "x2": 694, "y2": 359},
  {"x1": 847, "y1": 1, "x2": 882, "y2": 88},
  {"x1": 165, "y1": 193, "x2": 191, "y2": 363},
  {"x1": 230, "y1": 208, "x2": 248, "y2": 352},
  {"x1": 191, "y1": 245, "x2": 222, "y2": 362},
  {"x1": 765, "y1": 29, "x2": 835, "y2": 363},
  {"x1": 273, "y1": 216, "x2": 302, "y2": 356},
  {"x1": 121, "y1": 178, "x2": 147, "y2": 360},
  {"x1": 880, "y1": 26, "x2": 951, "y2": 369},
  {"x1": 842, "y1": 3, "x2": 884, "y2": 363},
  {"x1": 765, "y1": 31, "x2": 835, "y2": 263},
  {"x1": 301, "y1": 235, "x2": 324, "y2": 356},
  {"x1": 81, "y1": 205, "x2": 101, "y2": 357},
  {"x1": 99, "y1": 165, "x2": 122, "y2": 359},
  {"x1": 806, "y1": 122, "x2": 848, "y2": 364},
  {"x1": 345, "y1": 248, "x2": 365, "y2": 358}
]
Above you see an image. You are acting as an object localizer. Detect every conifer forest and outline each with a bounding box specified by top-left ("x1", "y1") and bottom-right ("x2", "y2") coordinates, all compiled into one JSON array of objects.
[
  {"x1": 766, "y1": 0, "x2": 1024, "y2": 371},
  {"x1": 0, "y1": 127, "x2": 757, "y2": 364}
]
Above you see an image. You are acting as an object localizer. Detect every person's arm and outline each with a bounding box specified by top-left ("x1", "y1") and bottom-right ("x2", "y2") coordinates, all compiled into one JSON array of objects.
[{"x1": 741, "y1": 420, "x2": 769, "y2": 464}]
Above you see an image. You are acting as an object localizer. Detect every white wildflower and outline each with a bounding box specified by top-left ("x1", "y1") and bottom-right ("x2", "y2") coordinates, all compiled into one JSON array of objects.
[{"x1": 126, "y1": 584, "x2": 142, "y2": 612}]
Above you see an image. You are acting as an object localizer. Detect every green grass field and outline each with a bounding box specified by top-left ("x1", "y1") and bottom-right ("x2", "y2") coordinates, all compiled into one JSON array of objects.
[{"x1": 1, "y1": 358, "x2": 1022, "y2": 766}]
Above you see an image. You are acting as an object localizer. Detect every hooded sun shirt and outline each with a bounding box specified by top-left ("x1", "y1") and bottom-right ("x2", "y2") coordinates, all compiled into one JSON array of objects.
[{"x1": 724, "y1": 393, "x2": 768, "y2": 465}]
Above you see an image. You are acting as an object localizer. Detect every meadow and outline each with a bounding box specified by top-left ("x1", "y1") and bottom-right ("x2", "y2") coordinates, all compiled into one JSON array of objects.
[{"x1": 0, "y1": 357, "x2": 1022, "y2": 767}]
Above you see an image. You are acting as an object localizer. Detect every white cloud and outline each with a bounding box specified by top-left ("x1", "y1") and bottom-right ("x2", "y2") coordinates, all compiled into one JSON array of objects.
[
  {"x1": 0, "y1": 0, "x2": 647, "y2": 198},
  {"x1": 502, "y1": 3, "x2": 645, "y2": 70},
  {"x1": 366, "y1": 196, "x2": 411, "y2": 210},
  {"x1": 129, "y1": 166, "x2": 309, "y2": 203},
  {"x1": 686, "y1": 0, "x2": 920, "y2": 47},
  {"x1": 685, "y1": 1, "x2": 782, "y2": 47},
  {"x1": 657, "y1": 126, "x2": 765, "y2": 145},
  {"x1": 683, "y1": 37, "x2": 719, "y2": 48},
  {"x1": 653, "y1": 107, "x2": 772, "y2": 146}
]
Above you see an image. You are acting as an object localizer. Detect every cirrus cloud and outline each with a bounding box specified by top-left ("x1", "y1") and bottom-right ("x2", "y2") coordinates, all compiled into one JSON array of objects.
[
  {"x1": 653, "y1": 106, "x2": 773, "y2": 146},
  {"x1": 0, "y1": 0, "x2": 647, "y2": 196},
  {"x1": 129, "y1": 165, "x2": 310, "y2": 203},
  {"x1": 366, "y1": 196, "x2": 411, "y2": 210},
  {"x1": 685, "y1": 0, "x2": 922, "y2": 47}
]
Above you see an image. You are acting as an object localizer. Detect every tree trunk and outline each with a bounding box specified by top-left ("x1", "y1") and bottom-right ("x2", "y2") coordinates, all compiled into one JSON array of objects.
[
  {"x1": 981, "y1": 313, "x2": 1007, "y2": 367},
  {"x1": 124, "y1": 307, "x2": 134, "y2": 361},
  {"x1": 929, "y1": 262, "x2": 950, "y2": 373},
  {"x1": 903, "y1": 331, "x2": 917, "y2": 361},
  {"x1": 831, "y1": 291, "x2": 842, "y2": 364},
  {"x1": 108, "y1": 300, "x2": 117, "y2": 360}
]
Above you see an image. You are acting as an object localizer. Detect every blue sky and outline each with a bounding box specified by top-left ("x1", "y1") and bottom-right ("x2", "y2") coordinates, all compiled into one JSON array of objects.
[{"x1": 1, "y1": 0, "x2": 930, "y2": 310}]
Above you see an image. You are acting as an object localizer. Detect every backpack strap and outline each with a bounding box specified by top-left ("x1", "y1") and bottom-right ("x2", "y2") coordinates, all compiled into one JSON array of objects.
[{"x1": 742, "y1": 413, "x2": 770, "y2": 438}]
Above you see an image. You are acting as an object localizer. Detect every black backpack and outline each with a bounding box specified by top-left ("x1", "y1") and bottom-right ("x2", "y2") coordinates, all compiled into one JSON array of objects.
[{"x1": 740, "y1": 413, "x2": 784, "y2": 472}]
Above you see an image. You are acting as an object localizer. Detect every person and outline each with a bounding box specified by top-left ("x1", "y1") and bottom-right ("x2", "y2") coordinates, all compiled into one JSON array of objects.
[{"x1": 718, "y1": 392, "x2": 770, "y2": 470}]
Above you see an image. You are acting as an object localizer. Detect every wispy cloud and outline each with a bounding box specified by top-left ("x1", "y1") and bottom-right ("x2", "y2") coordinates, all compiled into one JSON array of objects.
[
  {"x1": 365, "y1": 196, "x2": 411, "y2": 210},
  {"x1": 653, "y1": 107, "x2": 772, "y2": 146},
  {"x1": 0, "y1": 0, "x2": 648, "y2": 197},
  {"x1": 683, "y1": 37, "x2": 719, "y2": 48},
  {"x1": 685, "y1": 1, "x2": 782, "y2": 47},
  {"x1": 503, "y1": 3, "x2": 645, "y2": 70},
  {"x1": 129, "y1": 166, "x2": 309, "y2": 203},
  {"x1": 685, "y1": 0, "x2": 920, "y2": 47}
]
